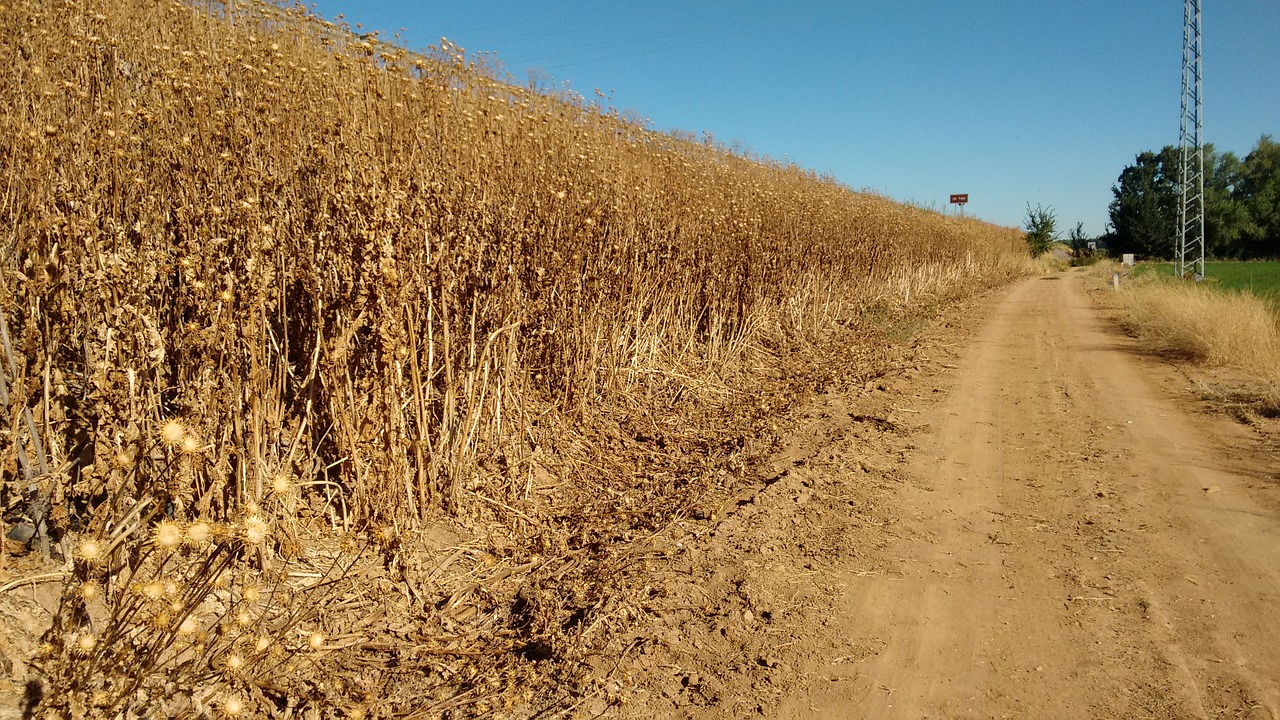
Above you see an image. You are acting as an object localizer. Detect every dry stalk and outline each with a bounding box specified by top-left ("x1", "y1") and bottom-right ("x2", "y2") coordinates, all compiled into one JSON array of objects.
[{"x1": 0, "y1": 0, "x2": 1030, "y2": 713}]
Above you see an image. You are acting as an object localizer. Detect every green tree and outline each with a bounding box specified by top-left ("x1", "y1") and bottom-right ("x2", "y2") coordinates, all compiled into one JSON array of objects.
[
  {"x1": 1066, "y1": 221, "x2": 1088, "y2": 252},
  {"x1": 1108, "y1": 139, "x2": 1280, "y2": 260},
  {"x1": 1108, "y1": 147, "x2": 1179, "y2": 259},
  {"x1": 1023, "y1": 204, "x2": 1057, "y2": 256},
  {"x1": 1067, "y1": 222, "x2": 1088, "y2": 250},
  {"x1": 1236, "y1": 135, "x2": 1280, "y2": 258},
  {"x1": 1203, "y1": 146, "x2": 1248, "y2": 258},
  {"x1": 1067, "y1": 222, "x2": 1100, "y2": 266}
]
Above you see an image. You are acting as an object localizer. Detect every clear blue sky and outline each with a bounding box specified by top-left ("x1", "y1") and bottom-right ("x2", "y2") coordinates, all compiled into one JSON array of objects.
[{"x1": 309, "y1": 1, "x2": 1279, "y2": 235}]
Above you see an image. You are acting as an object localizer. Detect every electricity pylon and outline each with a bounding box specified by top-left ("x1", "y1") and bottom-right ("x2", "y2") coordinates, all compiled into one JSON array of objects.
[{"x1": 1178, "y1": 0, "x2": 1205, "y2": 280}]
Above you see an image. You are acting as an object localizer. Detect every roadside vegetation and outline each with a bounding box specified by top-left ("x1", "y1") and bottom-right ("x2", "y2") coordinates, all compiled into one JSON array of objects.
[
  {"x1": 0, "y1": 0, "x2": 1029, "y2": 715},
  {"x1": 1088, "y1": 127, "x2": 1280, "y2": 414},
  {"x1": 1023, "y1": 204, "x2": 1057, "y2": 257},
  {"x1": 1098, "y1": 262, "x2": 1280, "y2": 412},
  {"x1": 1021, "y1": 204, "x2": 1075, "y2": 274}
]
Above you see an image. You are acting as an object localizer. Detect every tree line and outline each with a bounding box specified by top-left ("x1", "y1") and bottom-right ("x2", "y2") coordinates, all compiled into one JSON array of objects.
[{"x1": 1104, "y1": 135, "x2": 1279, "y2": 260}]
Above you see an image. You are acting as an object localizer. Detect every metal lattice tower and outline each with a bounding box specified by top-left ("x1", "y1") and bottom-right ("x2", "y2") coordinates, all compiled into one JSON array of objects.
[{"x1": 1178, "y1": 0, "x2": 1205, "y2": 280}]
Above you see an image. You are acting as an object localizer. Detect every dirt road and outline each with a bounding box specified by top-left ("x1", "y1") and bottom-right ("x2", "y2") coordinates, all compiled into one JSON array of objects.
[{"x1": 768, "y1": 273, "x2": 1280, "y2": 718}]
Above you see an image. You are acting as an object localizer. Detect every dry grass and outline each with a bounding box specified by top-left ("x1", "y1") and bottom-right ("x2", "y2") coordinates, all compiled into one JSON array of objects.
[
  {"x1": 0, "y1": 0, "x2": 1030, "y2": 714},
  {"x1": 1033, "y1": 254, "x2": 1068, "y2": 274},
  {"x1": 1030, "y1": 244, "x2": 1071, "y2": 274},
  {"x1": 1101, "y1": 262, "x2": 1280, "y2": 408},
  {"x1": 1120, "y1": 280, "x2": 1280, "y2": 369}
]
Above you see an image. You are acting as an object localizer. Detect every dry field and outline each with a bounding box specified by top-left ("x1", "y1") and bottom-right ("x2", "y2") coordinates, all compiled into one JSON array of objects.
[{"x1": 0, "y1": 0, "x2": 1028, "y2": 716}]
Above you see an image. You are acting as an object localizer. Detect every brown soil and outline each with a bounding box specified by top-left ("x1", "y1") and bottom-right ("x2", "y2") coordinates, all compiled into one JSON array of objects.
[{"x1": 612, "y1": 270, "x2": 1280, "y2": 719}]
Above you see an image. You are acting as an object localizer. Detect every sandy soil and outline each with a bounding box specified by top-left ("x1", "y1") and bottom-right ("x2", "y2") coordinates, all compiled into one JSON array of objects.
[{"x1": 618, "y1": 271, "x2": 1280, "y2": 719}]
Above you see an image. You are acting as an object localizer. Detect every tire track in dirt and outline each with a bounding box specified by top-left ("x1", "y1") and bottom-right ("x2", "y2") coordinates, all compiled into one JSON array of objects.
[{"x1": 777, "y1": 272, "x2": 1280, "y2": 718}]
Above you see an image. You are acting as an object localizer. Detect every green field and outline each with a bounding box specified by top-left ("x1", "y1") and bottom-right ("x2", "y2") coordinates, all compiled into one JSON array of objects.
[{"x1": 1136, "y1": 261, "x2": 1280, "y2": 303}]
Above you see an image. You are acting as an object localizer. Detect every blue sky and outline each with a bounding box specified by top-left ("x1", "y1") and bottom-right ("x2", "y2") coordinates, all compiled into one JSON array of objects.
[{"x1": 309, "y1": 1, "x2": 1279, "y2": 235}]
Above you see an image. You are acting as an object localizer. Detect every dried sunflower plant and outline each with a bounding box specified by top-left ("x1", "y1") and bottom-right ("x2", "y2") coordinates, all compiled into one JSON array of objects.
[
  {"x1": 0, "y1": 0, "x2": 1030, "y2": 715},
  {"x1": 34, "y1": 418, "x2": 367, "y2": 717}
]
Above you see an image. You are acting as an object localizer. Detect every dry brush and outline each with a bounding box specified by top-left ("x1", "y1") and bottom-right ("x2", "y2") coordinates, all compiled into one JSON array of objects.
[{"x1": 0, "y1": 0, "x2": 1028, "y2": 714}]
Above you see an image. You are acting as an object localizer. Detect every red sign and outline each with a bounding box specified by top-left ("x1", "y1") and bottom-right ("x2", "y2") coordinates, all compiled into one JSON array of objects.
[{"x1": 950, "y1": 194, "x2": 969, "y2": 204}]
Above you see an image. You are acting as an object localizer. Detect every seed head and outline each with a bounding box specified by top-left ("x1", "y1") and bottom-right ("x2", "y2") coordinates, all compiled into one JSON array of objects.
[
  {"x1": 254, "y1": 635, "x2": 272, "y2": 653},
  {"x1": 307, "y1": 631, "x2": 325, "y2": 651},
  {"x1": 154, "y1": 520, "x2": 183, "y2": 548},
  {"x1": 180, "y1": 434, "x2": 201, "y2": 454},
  {"x1": 79, "y1": 580, "x2": 102, "y2": 602},
  {"x1": 271, "y1": 472, "x2": 292, "y2": 495},
  {"x1": 111, "y1": 450, "x2": 135, "y2": 469},
  {"x1": 160, "y1": 420, "x2": 185, "y2": 445},
  {"x1": 178, "y1": 615, "x2": 199, "y2": 635},
  {"x1": 76, "y1": 632, "x2": 97, "y2": 652},
  {"x1": 76, "y1": 538, "x2": 104, "y2": 564},
  {"x1": 141, "y1": 581, "x2": 165, "y2": 601},
  {"x1": 185, "y1": 520, "x2": 212, "y2": 545},
  {"x1": 242, "y1": 515, "x2": 270, "y2": 545},
  {"x1": 223, "y1": 696, "x2": 244, "y2": 717}
]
